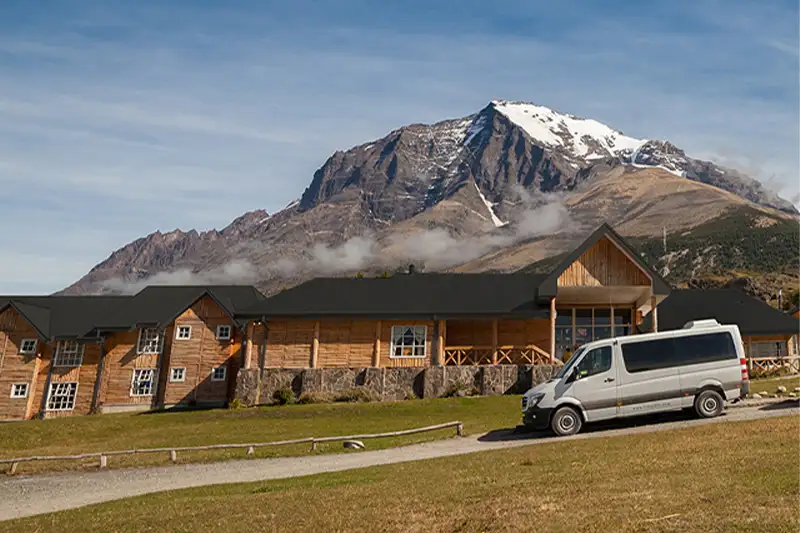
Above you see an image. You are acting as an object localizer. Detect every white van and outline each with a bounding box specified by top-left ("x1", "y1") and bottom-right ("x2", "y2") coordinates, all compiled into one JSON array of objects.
[{"x1": 522, "y1": 319, "x2": 750, "y2": 436}]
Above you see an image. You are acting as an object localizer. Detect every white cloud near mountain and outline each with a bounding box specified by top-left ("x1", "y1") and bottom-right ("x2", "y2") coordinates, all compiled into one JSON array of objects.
[{"x1": 0, "y1": 0, "x2": 797, "y2": 292}]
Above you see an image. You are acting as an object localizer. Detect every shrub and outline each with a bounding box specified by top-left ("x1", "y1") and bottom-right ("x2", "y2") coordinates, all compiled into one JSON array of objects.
[
  {"x1": 296, "y1": 392, "x2": 333, "y2": 404},
  {"x1": 228, "y1": 398, "x2": 245, "y2": 410},
  {"x1": 273, "y1": 386, "x2": 296, "y2": 405},
  {"x1": 442, "y1": 380, "x2": 476, "y2": 398},
  {"x1": 334, "y1": 388, "x2": 376, "y2": 403},
  {"x1": 405, "y1": 389, "x2": 419, "y2": 401}
]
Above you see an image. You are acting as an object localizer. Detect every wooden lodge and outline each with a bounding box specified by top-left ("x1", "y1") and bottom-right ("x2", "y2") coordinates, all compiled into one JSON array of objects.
[{"x1": 1, "y1": 223, "x2": 798, "y2": 420}]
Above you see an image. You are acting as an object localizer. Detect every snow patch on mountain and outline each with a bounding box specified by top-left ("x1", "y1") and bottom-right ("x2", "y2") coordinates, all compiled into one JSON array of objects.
[
  {"x1": 473, "y1": 182, "x2": 507, "y2": 227},
  {"x1": 491, "y1": 100, "x2": 647, "y2": 159}
]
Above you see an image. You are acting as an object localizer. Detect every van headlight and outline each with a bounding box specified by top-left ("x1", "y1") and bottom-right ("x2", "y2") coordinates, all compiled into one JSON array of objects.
[{"x1": 523, "y1": 393, "x2": 544, "y2": 412}]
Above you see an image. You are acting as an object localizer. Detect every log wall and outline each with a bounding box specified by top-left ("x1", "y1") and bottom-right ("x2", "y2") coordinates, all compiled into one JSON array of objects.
[{"x1": 0, "y1": 308, "x2": 40, "y2": 420}]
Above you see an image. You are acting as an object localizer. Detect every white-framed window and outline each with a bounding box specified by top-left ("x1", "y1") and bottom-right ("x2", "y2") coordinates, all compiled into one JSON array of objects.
[
  {"x1": 170, "y1": 367, "x2": 186, "y2": 383},
  {"x1": 46, "y1": 382, "x2": 78, "y2": 411},
  {"x1": 216, "y1": 325, "x2": 232, "y2": 340},
  {"x1": 53, "y1": 340, "x2": 84, "y2": 367},
  {"x1": 19, "y1": 339, "x2": 37, "y2": 355},
  {"x1": 137, "y1": 328, "x2": 164, "y2": 355},
  {"x1": 130, "y1": 368, "x2": 156, "y2": 396},
  {"x1": 10, "y1": 383, "x2": 29, "y2": 399},
  {"x1": 390, "y1": 325, "x2": 427, "y2": 358},
  {"x1": 211, "y1": 366, "x2": 227, "y2": 381},
  {"x1": 175, "y1": 326, "x2": 192, "y2": 340}
]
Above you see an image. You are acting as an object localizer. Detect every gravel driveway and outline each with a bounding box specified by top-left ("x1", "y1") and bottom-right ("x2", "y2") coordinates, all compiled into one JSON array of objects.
[{"x1": 1, "y1": 402, "x2": 797, "y2": 522}]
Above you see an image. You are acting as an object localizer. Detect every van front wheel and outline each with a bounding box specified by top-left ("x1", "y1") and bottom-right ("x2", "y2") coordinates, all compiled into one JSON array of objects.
[
  {"x1": 551, "y1": 406, "x2": 582, "y2": 436},
  {"x1": 694, "y1": 390, "x2": 724, "y2": 418}
]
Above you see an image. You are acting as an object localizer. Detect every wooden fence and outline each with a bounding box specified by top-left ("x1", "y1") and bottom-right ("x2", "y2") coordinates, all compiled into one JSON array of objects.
[
  {"x1": 443, "y1": 345, "x2": 552, "y2": 366},
  {"x1": 747, "y1": 355, "x2": 800, "y2": 376},
  {"x1": 1, "y1": 421, "x2": 464, "y2": 475}
]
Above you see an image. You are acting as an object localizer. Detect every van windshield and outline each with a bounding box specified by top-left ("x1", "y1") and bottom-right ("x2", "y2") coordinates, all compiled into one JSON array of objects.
[{"x1": 555, "y1": 346, "x2": 586, "y2": 379}]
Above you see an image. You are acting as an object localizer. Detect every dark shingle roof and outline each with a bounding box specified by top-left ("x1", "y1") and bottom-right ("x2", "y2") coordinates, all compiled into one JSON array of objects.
[
  {"x1": 236, "y1": 273, "x2": 549, "y2": 319},
  {"x1": 641, "y1": 289, "x2": 800, "y2": 336},
  {"x1": 1, "y1": 286, "x2": 266, "y2": 340}
]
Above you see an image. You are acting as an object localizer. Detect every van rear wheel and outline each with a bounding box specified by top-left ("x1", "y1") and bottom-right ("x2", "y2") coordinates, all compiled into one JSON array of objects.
[
  {"x1": 551, "y1": 406, "x2": 582, "y2": 436},
  {"x1": 694, "y1": 390, "x2": 724, "y2": 418}
]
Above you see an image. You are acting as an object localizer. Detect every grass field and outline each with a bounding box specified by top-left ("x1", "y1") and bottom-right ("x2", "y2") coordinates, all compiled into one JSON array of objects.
[
  {"x1": 749, "y1": 375, "x2": 800, "y2": 397},
  {"x1": 0, "y1": 395, "x2": 525, "y2": 474},
  {"x1": 3, "y1": 416, "x2": 797, "y2": 533}
]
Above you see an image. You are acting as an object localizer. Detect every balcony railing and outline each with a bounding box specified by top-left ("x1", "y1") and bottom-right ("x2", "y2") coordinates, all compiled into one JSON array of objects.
[{"x1": 443, "y1": 345, "x2": 552, "y2": 366}]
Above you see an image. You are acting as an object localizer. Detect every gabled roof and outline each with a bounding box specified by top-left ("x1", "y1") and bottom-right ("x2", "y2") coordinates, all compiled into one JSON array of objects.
[
  {"x1": 90, "y1": 285, "x2": 267, "y2": 333},
  {"x1": 236, "y1": 274, "x2": 549, "y2": 319},
  {"x1": 641, "y1": 289, "x2": 800, "y2": 336},
  {"x1": 536, "y1": 223, "x2": 671, "y2": 300},
  {"x1": 0, "y1": 296, "x2": 128, "y2": 340}
]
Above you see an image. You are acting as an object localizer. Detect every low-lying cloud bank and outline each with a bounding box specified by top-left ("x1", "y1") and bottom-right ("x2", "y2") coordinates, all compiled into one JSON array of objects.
[{"x1": 99, "y1": 190, "x2": 571, "y2": 294}]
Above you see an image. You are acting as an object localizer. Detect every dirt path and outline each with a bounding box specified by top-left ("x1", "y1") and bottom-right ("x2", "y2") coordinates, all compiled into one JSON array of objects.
[{"x1": 1, "y1": 403, "x2": 797, "y2": 521}]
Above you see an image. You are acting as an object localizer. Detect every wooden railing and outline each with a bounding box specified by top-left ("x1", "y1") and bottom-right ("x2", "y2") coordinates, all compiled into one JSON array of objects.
[
  {"x1": 443, "y1": 345, "x2": 552, "y2": 366},
  {"x1": 747, "y1": 356, "x2": 800, "y2": 376},
  {"x1": 1, "y1": 421, "x2": 464, "y2": 475}
]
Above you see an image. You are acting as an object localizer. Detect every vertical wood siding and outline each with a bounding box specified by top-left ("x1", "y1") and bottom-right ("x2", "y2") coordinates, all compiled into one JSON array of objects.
[
  {"x1": 0, "y1": 309, "x2": 39, "y2": 419},
  {"x1": 558, "y1": 237, "x2": 651, "y2": 287},
  {"x1": 98, "y1": 330, "x2": 159, "y2": 408},
  {"x1": 264, "y1": 320, "x2": 315, "y2": 368},
  {"x1": 163, "y1": 296, "x2": 238, "y2": 405}
]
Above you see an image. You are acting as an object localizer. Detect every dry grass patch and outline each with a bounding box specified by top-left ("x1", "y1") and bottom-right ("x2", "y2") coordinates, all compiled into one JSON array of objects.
[
  {"x1": 4, "y1": 416, "x2": 798, "y2": 533},
  {"x1": 0, "y1": 395, "x2": 523, "y2": 474}
]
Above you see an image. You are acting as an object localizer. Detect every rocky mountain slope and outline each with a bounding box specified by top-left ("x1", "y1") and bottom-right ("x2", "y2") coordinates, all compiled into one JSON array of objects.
[{"x1": 61, "y1": 100, "x2": 799, "y2": 297}]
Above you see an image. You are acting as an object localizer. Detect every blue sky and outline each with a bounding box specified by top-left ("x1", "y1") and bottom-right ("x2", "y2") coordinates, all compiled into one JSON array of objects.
[{"x1": 1, "y1": 0, "x2": 798, "y2": 294}]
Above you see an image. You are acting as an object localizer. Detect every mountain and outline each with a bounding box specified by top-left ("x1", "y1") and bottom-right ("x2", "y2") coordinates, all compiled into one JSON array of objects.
[{"x1": 61, "y1": 100, "x2": 799, "y2": 297}]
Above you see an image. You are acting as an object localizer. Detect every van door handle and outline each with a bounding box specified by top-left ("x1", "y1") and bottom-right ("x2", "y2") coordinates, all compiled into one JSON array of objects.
[{"x1": 605, "y1": 377, "x2": 615, "y2": 383}]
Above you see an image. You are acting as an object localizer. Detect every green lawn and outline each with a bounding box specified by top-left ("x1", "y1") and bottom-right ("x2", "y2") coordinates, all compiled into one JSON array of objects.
[
  {"x1": 3, "y1": 416, "x2": 797, "y2": 533},
  {"x1": 749, "y1": 375, "x2": 800, "y2": 397},
  {"x1": 0, "y1": 395, "x2": 525, "y2": 474}
]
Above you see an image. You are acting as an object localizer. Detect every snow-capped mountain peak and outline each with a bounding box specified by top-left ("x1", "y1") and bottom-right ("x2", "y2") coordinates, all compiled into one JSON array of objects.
[{"x1": 490, "y1": 100, "x2": 647, "y2": 161}]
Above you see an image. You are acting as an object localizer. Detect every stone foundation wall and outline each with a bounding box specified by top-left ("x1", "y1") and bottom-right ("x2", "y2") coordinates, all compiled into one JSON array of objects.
[{"x1": 235, "y1": 365, "x2": 559, "y2": 406}]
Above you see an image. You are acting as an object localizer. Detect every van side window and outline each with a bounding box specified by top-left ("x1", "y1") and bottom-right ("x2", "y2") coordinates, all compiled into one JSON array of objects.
[
  {"x1": 622, "y1": 338, "x2": 674, "y2": 373},
  {"x1": 576, "y1": 346, "x2": 612, "y2": 378},
  {"x1": 673, "y1": 332, "x2": 737, "y2": 365}
]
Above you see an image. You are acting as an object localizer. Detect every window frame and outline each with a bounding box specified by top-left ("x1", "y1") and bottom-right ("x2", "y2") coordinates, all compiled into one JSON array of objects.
[
  {"x1": 137, "y1": 328, "x2": 164, "y2": 355},
  {"x1": 19, "y1": 338, "x2": 38, "y2": 355},
  {"x1": 389, "y1": 325, "x2": 428, "y2": 359},
  {"x1": 175, "y1": 325, "x2": 192, "y2": 340},
  {"x1": 216, "y1": 325, "x2": 232, "y2": 341},
  {"x1": 130, "y1": 368, "x2": 157, "y2": 397},
  {"x1": 575, "y1": 345, "x2": 613, "y2": 379},
  {"x1": 53, "y1": 340, "x2": 84, "y2": 367},
  {"x1": 46, "y1": 382, "x2": 78, "y2": 412},
  {"x1": 621, "y1": 331, "x2": 738, "y2": 374},
  {"x1": 170, "y1": 367, "x2": 187, "y2": 383},
  {"x1": 211, "y1": 366, "x2": 227, "y2": 382},
  {"x1": 10, "y1": 383, "x2": 29, "y2": 399}
]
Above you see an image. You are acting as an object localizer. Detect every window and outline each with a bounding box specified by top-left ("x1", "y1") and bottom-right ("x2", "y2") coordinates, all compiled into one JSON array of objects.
[
  {"x1": 54, "y1": 341, "x2": 84, "y2": 367},
  {"x1": 749, "y1": 341, "x2": 787, "y2": 358},
  {"x1": 131, "y1": 369, "x2": 156, "y2": 396},
  {"x1": 622, "y1": 332, "x2": 738, "y2": 374},
  {"x1": 211, "y1": 366, "x2": 227, "y2": 381},
  {"x1": 575, "y1": 346, "x2": 613, "y2": 379},
  {"x1": 19, "y1": 339, "x2": 37, "y2": 354},
  {"x1": 10, "y1": 383, "x2": 29, "y2": 399},
  {"x1": 137, "y1": 328, "x2": 164, "y2": 354},
  {"x1": 175, "y1": 326, "x2": 192, "y2": 340},
  {"x1": 555, "y1": 307, "x2": 633, "y2": 360},
  {"x1": 46, "y1": 382, "x2": 78, "y2": 411},
  {"x1": 390, "y1": 325, "x2": 427, "y2": 358},
  {"x1": 170, "y1": 367, "x2": 186, "y2": 383},
  {"x1": 216, "y1": 325, "x2": 232, "y2": 340}
]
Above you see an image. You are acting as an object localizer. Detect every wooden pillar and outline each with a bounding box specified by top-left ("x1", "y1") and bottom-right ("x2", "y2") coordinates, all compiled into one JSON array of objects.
[
  {"x1": 746, "y1": 336, "x2": 752, "y2": 371},
  {"x1": 372, "y1": 321, "x2": 381, "y2": 367},
  {"x1": 24, "y1": 345, "x2": 43, "y2": 420},
  {"x1": 491, "y1": 319, "x2": 498, "y2": 365},
  {"x1": 650, "y1": 295, "x2": 658, "y2": 332},
  {"x1": 310, "y1": 321, "x2": 320, "y2": 368},
  {"x1": 438, "y1": 320, "x2": 446, "y2": 366},
  {"x1": 244, "y1": 322, "x2": 255, "y2": 369},
  {"x1": 549, "y1": 298, "x2": 557, "y2": 363}
]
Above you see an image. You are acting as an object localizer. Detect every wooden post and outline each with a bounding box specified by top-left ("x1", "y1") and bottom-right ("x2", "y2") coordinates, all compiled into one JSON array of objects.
[
  {"x1": 436, "y1": 320, "x2": 445, "y2": 366},
  {"x1": 372, "y1": 321, "x2": 381, "y2": 367},
  {"x1": 169, "y1": 450, "x2": 178, "y2": 463},
  {"x1": 9, "y1": 462, "x2": 19, "y2": 475},
  {"x1": 491, "y1": 320, "x2": 498, "y2": 365},
  {"x1": 550, "y1": 298, "x2": 557, "y2": 363},
  {"x1": 650, "y1": 295, "x2": 658, "y2": 332},
  {"x1": 310, "y1": 321, "x2": 320, "y2": 368},
  {"x1": 244, "y1": 322, "x2": 254, "y2": 369},
  {"x1": 746, "y1": 336, "x2": 752, "y2": 371},
  {"x1": 99, "y1": 455, "x2": 107, "y2": 469},
  {"x1": 24, "y1": 347, "x2": 43, "y2": 420}
]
